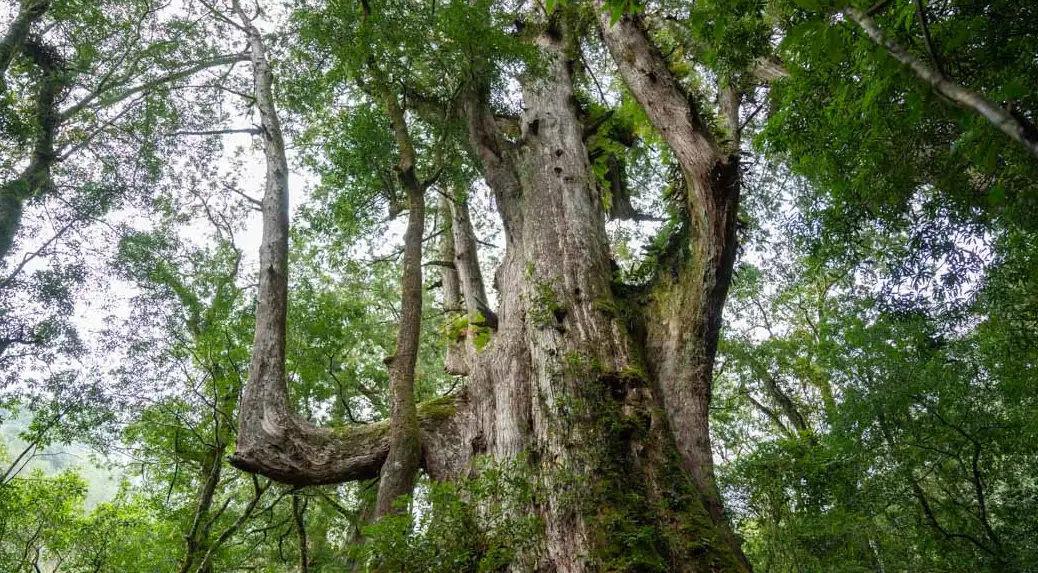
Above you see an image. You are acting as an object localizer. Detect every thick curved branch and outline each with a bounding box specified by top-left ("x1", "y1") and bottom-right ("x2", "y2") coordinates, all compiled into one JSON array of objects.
[
  {"x1": 228, "y1": 395, "x2": 466, "y2": 486},
  {"x1": 227, "y1": 0, "x2": 466, "y2": 492},
  {"x1": 462, "y1": 86, "x2": 522, "y2": 247},
  {"x1": 229, "y1": 0, "x2": 297, "y2": 489}
]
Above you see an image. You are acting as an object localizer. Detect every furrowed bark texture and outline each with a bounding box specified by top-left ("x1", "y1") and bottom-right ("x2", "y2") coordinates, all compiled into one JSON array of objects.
[
  {"x1": 596, "y1": 8, "x2": 748, "y2": 569},
  {"x1": 232, "y1": 5, "x2": 747, "y2": 571},
  {"x1": 443, "y1": 19, "x2": 748, "y2": 571}
]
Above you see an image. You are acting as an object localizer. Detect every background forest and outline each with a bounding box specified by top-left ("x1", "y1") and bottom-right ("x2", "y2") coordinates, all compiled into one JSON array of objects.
[{"x1": 0, "y1": 0, "x2": 1035, "y2": 571}]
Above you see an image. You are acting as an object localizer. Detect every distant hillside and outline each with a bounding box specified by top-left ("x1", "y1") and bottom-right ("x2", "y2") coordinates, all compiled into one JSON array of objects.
[{"x1": 1, "y1": 412, "x2": 124, "y2": 508}]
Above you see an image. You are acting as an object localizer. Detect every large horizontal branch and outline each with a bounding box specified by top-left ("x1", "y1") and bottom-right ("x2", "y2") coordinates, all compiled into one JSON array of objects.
[
  {"x1": 845, "y1": 7, "x2": 1038, "y2": 158},
  {"x1": 227, "y1": 393, "x2": 467, "y2": 486}
]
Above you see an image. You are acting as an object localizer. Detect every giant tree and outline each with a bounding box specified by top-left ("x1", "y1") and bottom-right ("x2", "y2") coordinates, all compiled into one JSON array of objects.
[{"x1": 226, "y1": 0, "x2": 754, "y2": 569}]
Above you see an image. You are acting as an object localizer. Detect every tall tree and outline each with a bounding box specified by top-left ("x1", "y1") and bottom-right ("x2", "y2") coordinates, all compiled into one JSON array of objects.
[{"x1": 231, "y1": 0, "x2": 752, "y2": 569}]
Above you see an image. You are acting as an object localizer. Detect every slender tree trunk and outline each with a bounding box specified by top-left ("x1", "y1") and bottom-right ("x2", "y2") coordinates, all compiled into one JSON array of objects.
[
  {"x1": 448, "y1": 193, "x2": 490, "y2": 323},
  {"x1": 293, "y1": 495, "x2": 309, "y2": 573},
  {"x1": 178, "y1": 447, "x2": 223, "y2": 573},
  {"x1": 231, "y1": 0, "x2": 295, "y2": 480},
  {"x1": 440, "y1": 193, "x2": 469, "y2": 376},
  {"x1": 373, "y1": 167, "x2": 424, "y2": 518}
]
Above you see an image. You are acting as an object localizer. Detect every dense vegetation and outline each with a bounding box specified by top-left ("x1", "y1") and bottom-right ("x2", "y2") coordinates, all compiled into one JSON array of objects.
[{"x1": 0, "y1": 0, "x2": 1034, "y2": 571}]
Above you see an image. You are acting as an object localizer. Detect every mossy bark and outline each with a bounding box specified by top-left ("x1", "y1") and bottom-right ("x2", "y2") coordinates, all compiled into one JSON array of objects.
[
  {"x1": 444, "y1": 15, "x2": 748, "y2": 571},
  {"x1": 232, "y1": 5, "x2": 748, "y2": 571},
  {"x1": 595, "y1": 8, "x2": 749, "y2": 569}
]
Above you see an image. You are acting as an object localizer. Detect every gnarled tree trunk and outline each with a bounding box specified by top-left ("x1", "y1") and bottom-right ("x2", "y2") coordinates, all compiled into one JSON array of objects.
[
  {"x1": 233, "y1": 7, "x2": 749, "y2": 572},
  {"x1": 594, "y1": 9, "x2": 747, "y2": 567}
]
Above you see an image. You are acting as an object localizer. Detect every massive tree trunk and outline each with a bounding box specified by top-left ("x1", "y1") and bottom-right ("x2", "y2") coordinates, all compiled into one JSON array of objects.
[
  {"x1": 445, "y1": 16, "x2": 748, "y2": 568},
  {"x1": 594, "y1": 9, "x2": 746, "y2": 567},
  {"x1": 233, "y1": 6, "x2": 748, "y2": 572}
]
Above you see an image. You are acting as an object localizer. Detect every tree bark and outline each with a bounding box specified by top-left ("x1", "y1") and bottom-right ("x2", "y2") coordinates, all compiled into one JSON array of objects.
[
  {"x1": 232, "y1": 4, "x2": 750, "y2": 571},
  {"x1": 0, "y1": 37, "x2": 67, "y2": 263},
  {"x1": 444, "y1": 15, "x2": 748, "y2": 570},
  {"x1": 595, "y1": 8, "x2": 748, "y2": 569}
]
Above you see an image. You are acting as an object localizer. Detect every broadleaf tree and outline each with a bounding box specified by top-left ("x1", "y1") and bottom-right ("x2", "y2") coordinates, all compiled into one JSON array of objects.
[{"x1": 0, "y1": 0, "x2": 1034, "y2": 571}]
